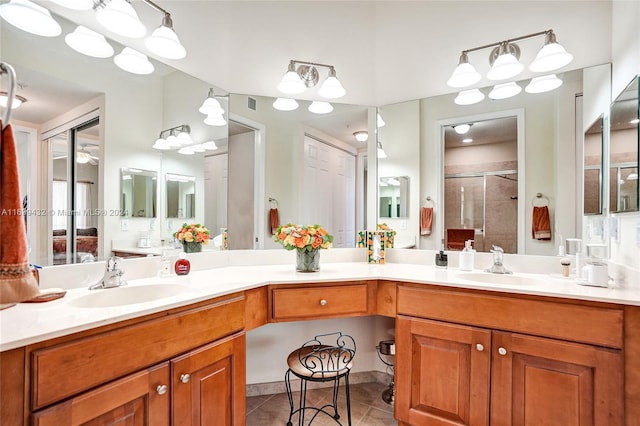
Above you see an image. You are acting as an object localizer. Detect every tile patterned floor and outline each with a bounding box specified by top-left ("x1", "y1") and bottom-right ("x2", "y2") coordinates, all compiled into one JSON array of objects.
[{"x1": 246, "y1": 381, "x2": 397, "y2": 425}]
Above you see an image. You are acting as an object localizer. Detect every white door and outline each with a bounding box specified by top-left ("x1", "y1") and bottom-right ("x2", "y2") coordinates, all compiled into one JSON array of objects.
[{"x1": 303, "y1": 136, "x2": 356, "y2": 247}]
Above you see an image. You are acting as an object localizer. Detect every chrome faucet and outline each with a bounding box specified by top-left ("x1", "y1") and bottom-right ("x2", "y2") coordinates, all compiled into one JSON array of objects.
[
  {"x1": 89, "y1": 256, "x2": 127, "y2": 290},
  {"x1": 485, "y1": 245, "x2": 512, "y2": 274}
]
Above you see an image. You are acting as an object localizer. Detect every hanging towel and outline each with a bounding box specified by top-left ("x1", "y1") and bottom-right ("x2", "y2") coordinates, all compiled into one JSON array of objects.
[
  {"x1": 269, "y1": 208, "x2": 280, "y2": 235},
  {"x1": 532, "y1": 206, "x2": 552, "y2": 240},
  {"x1": 420, "y1": 207, "x2": 433, "y2": 236},
  {"x1": 0, "y1": 122, "x2": 40, "y2": 303}
]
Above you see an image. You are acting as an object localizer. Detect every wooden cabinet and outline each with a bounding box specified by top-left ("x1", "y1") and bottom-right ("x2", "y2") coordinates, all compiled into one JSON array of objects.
[
  {"x1": 31, "y1": 333, "x2": 245, "y2": 426},
  {"x1": 396, "y1": 285, "x2": 624, "y2": 426}
]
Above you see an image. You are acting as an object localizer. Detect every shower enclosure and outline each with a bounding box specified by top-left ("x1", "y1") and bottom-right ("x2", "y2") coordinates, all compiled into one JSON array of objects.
[{"x1": 444, "y1": 171, "x2": 518, "y2": 253}]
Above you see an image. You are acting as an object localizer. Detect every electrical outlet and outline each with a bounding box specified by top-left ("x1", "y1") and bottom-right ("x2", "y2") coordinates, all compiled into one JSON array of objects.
[
  {"x1": 121, "y1": 219, "x2": 129, "y2": 231},
  {"x1": 149, "y1": 219, "x2": 155, "y2": 231},
  {"x1": 607, "y1": 217, "x2": 619, "y2": 243}
]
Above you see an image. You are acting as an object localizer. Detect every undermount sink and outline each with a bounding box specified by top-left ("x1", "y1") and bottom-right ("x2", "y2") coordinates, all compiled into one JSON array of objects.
[
  {"x1": 456, "y1": 272, "x2": 544, "y2": 286},
  {"x1": 69, "y1": 284, "x2": 189, "y2": 308}
]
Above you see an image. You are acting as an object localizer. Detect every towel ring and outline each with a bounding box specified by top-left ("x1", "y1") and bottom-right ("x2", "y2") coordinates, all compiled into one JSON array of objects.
[
  {"x1": 0, "y1": 61, "x2": 17, "y2": 130},
  {"x1": 531, "y1": 192, "x2": 550, "y2": 207},
  {"x1": 269, "y1": 197, "x2": 279, "y2": 208},
  {"x1": 423, "y1": 196, "x2": 435, "y2": 207}
]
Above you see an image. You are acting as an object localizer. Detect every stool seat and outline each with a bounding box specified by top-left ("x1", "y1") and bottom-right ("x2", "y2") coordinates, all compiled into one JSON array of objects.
[{"x1": 287, "y1": 345, "x2": 353, "y2": 379}]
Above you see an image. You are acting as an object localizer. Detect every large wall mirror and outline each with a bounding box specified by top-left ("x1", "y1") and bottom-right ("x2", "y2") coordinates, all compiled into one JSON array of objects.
[
  {"x1": 379, "y1": 176, "x2": 409, "y2": 219},
  {"x1": 584, "y1": 115, "x2": 604, "y2": 215},
  {"x1": 165, "y1": 174, "x2": 196, "y2": 219},
  {"x1": 609, "y1": 75, "x2": 639, "y2": 213}
]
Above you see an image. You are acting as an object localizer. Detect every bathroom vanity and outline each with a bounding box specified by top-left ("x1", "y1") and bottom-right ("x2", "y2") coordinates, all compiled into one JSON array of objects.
[{"x1": 0, "y1": 260, "x2": 638, "y2": 426}]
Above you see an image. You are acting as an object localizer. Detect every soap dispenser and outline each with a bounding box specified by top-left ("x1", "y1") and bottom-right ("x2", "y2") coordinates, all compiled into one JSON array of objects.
[
  {"x1": 159, "y1": 250, "x2": 171, "y2": 277},
  {"x1": 459, "y1": 240, "x2": 475, "y2": 271}
]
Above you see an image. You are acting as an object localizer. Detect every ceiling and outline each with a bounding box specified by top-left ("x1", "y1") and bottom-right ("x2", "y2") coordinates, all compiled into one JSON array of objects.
[{"x1": 36, "y1": 1, "x2": 613, "y2": 107}]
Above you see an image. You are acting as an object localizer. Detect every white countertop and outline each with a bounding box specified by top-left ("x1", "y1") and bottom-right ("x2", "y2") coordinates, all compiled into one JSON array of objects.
[{"x1": 2, "y1": 260, "x2": 639, "y2": 352}]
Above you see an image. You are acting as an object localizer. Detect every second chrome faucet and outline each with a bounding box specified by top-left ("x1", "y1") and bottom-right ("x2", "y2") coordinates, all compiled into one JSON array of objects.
[
  {"x1": 485, "y1": 245, "x2": 512, "y2": 274},
  {"x1": 89, "y1": 256, "x2": 127, "y2": 290}
]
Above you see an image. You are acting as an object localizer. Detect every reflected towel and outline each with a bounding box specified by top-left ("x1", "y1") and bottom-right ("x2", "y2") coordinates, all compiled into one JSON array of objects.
[
  {"x1": 532, "y1": 206, "x2": 552, "y2": 240},
  {"x1": 420, "y1": 207, "x2": 433, "y2": 236},
  {"x1": 269, "y1": 208, "x2": 280, "y2": 235},
  {"x1": 0, "y1": 122, "x2": 40, "y2": 303}
]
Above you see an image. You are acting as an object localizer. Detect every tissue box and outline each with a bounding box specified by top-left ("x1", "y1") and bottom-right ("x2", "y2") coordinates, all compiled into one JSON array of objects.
[
  {"x1": 383, "y1": 231, "x2": 395, "y2": 248},
  {"x1": 368, "y1": 230, "x2": 387, "y2": 264}
]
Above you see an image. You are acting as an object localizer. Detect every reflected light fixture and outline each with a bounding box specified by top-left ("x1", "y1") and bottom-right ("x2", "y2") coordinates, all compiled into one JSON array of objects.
[
  {"x1": 114, "y1": 47, "x2": 154, "y2": 74},
  {"x1": 95, "y1": 0, "x2": 147, "y2": 38},
  {"x1": 462, "y1": 138, "x2": 473, "y2": 143},
  {"x1": 454, "y1": 88, "x2": 485, "y2": 105},
  {"x1": 199, "y1": 88, "x2": 227, "y2": 126},
  {"x1": 525, "y1": 74, "x2": 563, "y2": 93},
  {"x1": 0, "y1": 91, "x2": 27, "y2": 109},
  {"x1": 278, "y1": 60, "x2": 346, "y2": 99},
  {"x1": 353, "y1": 131, "x2": 368, "y2": 142},
  {"x1": 202, "y1": 141, "x2": 218, "y2": 151},
  {"x1": 630, "y1": 118, "x2": 640, "y2": 125},
  {"x1": 377, "y1": 141, "x2": 388, "y2": 159},
  {"x1": 308, "y1": 101, "x2": 333, "y2": 114},
  {"x1": 377, "y1": 113, "x2": 386, "y2": 128},
  {"x1": 0, "y1": 0, "x2": 62, "y2": 37},
  {"x1": 273, "y1": 97, "x2": 299, "y2": 111},
  {"x1": 153, "y1": 124, "x2": 195, "y2": 151},
  {"x1": 489, "y1": 81, "x2": 522, "y2": 100},
  {"x1": 65, "y1": 25, "x2": 114, "y2": 58},
  {"x1": 453, "y1": 123, "x2": 472, "y2": 134}
]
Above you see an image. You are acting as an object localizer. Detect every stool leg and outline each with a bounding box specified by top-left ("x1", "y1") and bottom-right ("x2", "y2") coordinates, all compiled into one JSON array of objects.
[
  {"x1": 345, "y1": 373, "x2": 352, "y2": 426},
  {"x1": 285, "y1": 370, "x2": 294, "y2": 426},
  {"x1": 331, "y1": 377, "x2": 341, "y2": 420},
  {"x1": 298, "y1": 378, "x2": 307, "y2": 426}
]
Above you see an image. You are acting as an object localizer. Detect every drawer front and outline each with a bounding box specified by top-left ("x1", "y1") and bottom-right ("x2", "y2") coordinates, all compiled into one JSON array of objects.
[
  {"x1": 397, "y1": 285, "x2": 623, "y2": 349},
  {"x1": 271, "y1": 284, "x2": 369, "y2": 321},
  {"x1": 31, "y1": 295, "x2": 244, "y2": 410}
]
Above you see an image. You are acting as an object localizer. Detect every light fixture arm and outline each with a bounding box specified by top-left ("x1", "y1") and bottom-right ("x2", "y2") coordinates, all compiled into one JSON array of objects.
[
  {"x1": 461, "y1": 29, "x2": 553, "y2": 56},
  {"x1": 94, "y1": 0, "x2": 173, "y2": 25},
  {"x1": 159, "y1": 124, "x2": 190, "y2": 138},
  {"x1": 290, "y1": 59, "x2": 336, "y2": 71}
]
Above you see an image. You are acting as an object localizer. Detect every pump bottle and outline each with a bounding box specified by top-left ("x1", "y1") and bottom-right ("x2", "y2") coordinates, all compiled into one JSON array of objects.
[{"x1": 459, "y1": 240, "x2": 475, "y2": 271}]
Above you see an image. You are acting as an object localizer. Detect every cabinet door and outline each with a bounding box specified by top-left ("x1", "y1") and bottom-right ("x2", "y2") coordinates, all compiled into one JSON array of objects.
[
  {"x1": 490, "y1": 331, "x2": 623, "y2": 426},
  {"x1": 396, "y1": 315, "x2": 491, "y2": 425},
  {"x1": 172, "y1": 332, "x2": 246, "y2": 426},
  {"x1": 32, "y1": 364, "x2": 170, "y2": 426}
]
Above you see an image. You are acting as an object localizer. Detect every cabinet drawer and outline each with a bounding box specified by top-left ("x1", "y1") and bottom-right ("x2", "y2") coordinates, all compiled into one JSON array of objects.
[
  {"x1": 397, "y1": 285, "x2": 623, "y2": 349},
  {"x1": 31, "y1": 295, "x2": 244, "y2": 410},
  {"x1": 271, "y1": 283, "x2": 370, "y2": 321}
]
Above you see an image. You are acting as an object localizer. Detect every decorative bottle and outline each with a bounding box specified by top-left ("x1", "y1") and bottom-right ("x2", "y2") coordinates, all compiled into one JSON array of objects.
[{"x1": 174, "y1": 252, "x2": 191, "y2": 276}]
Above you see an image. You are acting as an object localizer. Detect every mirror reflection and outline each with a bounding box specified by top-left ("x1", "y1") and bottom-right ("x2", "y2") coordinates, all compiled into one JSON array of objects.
[
  {"x1": 165, "y1": 174, "x2": 196, "y2": 219},
  {"x1": 379, "y1": 176, "x2": 409, "y2": 218},
  {"x1": 121, "y1": 168, "x2": 157, "y2": 218},
  {"x1": 583, "y1": 115, "x2": 604, "y2": 215},
  {"x1": 609, "y1": 75, "x2": 639, "y2": 213}
]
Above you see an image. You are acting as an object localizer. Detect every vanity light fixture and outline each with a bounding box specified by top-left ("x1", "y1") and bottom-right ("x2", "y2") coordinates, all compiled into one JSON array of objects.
[
  {"x1": 50, "y1": 0, "x2": 93, "y2": 10},
  {"x1": 0, "y1": 0, "x2": 62, "y2": 37},
  {"x1": 308, "y1": 101, "x2": 333, "y2": 114},
  {"x1": 65, "y1": 26, "x2": 114, "y2": 58},
  {"x1": 144, "y1": 11, "x2": 186, "y2": 60},
  {"x1": 453, "y1": 123, "x2": 472, "y2": 135},
  {"x1": 202, "y1": 141, "x2": 218, "y2": 151},
  {"x1": 277, "y1": 60, "x2": 346, "y2": 99},
  {"x1": 273, "y1": 97, "x2": 299, "y2": 111},
  {"x1": 153, "y1": 124, "x2": 192, "y2": 151},
  {"x1": 0, "y1": 91, "x2": 27, "y2": 109},
  {"x1": 447, "y1": 29, "x2": 573, "y2": 103},
  {"x1": 114, "y1": 47, "x2": 154, "y2": 75},
  {"x1": 95, "y1": 0, "x2": 146, "y2": 38},
  {"x1": 377, "y1": 141, "x2": 388, "y2": 159},
  {"x1": 353, "y1": 131, "x2": 368, "y2": 142}
]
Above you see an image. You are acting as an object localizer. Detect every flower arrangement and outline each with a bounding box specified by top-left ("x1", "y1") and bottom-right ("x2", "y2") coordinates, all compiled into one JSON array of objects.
[
  {"x1": 173, "y1": 223, "x2": 211, "y2": 245},
  {"x1": 272, "y1": 223, "x2": 333, "y2": 252}
]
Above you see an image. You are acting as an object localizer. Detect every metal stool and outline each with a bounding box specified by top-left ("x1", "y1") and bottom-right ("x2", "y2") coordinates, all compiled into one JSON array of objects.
[{"x1": 285, "y1": 332, "x2": 356, "y2": 425}]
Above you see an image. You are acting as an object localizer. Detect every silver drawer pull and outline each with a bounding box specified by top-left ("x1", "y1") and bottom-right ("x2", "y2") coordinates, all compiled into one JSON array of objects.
[
  {"x1": 180, "y1": 373, "x2": 190, "y2": 383},
  {"x1": 156, "y1": 384, "x2": 168, "y2": 395},
  {"x1": 498, "y1": 347, "x2": 507, "y2": 356},
  {"x1": 475, "y1": 343, "x2": 484, "y2": 352},
  {"x1": 320, "y1": 299, "x2": 327, "y2": 306}
]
